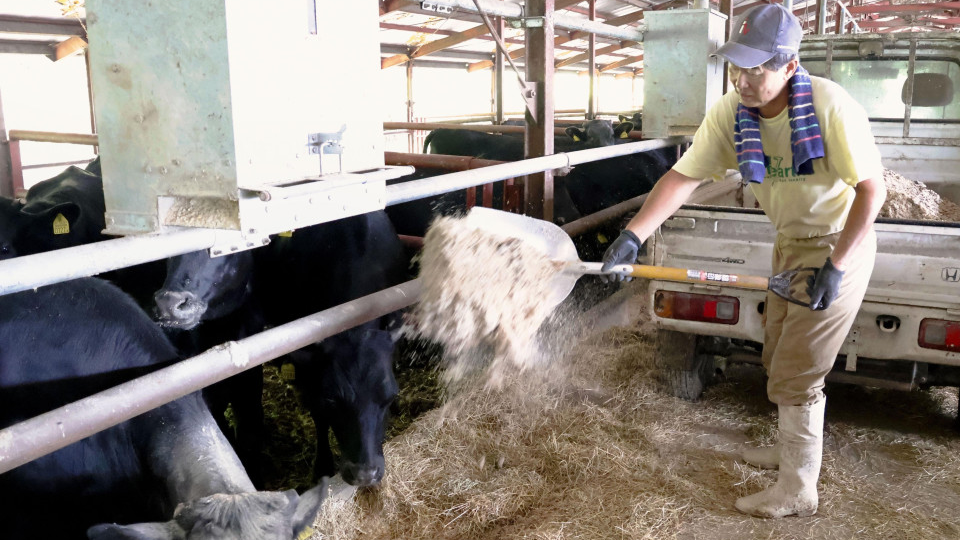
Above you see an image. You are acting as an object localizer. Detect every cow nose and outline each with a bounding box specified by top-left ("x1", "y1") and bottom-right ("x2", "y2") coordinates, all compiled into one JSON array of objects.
[
  {"x1": 154, "y1": 290, "x2": 199, "y2": 318},
  {"x1": 345, "y1": 464, "x2": 383, "y2": 487}
]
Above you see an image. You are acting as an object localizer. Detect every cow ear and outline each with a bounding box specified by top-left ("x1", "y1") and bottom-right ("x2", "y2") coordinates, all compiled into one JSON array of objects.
[
  {"x1": 614, "y1": 121, "x2": 634, "y2": 139},
  {"x1": 21, "y1": 201, "x2": 82, "y2": 236},
  {"x1": 87, "y1": 521, "x2": 186, "y2": 540},
  {"x1": 290, "y1": 478, "x2": 329, "y2": 539},
  {"x1": 565, "y1": 127, "x2": 585, "y2": 142},
  {"x1": 618, "y1": 114, "x2": 630, "y2": 123}
]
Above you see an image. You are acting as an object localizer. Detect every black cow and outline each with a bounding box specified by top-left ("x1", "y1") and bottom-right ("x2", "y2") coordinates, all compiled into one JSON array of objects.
[
  {"x1": 0, "y1": 277, "x2": 326, "y2": 540},
  {"x1": 154, "y1": 210, "x2": 408, "y2": 487}
]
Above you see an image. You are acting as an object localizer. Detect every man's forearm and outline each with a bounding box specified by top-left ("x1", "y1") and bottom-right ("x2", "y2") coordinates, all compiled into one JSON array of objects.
[
  {"x1": 624, "y1": 168, "x2": 703, "y2": 242},
  {"x1": 831, "y1": 176, "x2": 886, "y2": 270}
]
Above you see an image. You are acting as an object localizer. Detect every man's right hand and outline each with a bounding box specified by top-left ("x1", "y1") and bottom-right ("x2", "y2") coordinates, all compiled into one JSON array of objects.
[{"x1": 600, "y1": 230, "x2": 641, "y2": 282}]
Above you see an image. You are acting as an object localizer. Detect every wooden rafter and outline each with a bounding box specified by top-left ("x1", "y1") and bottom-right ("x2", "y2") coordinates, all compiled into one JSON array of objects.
[
  {"x1": 382, "y1": 0, "x2": 580, "y2": 69},
  {"x1": 466, "y1": 8, "x2": 646, "y2": 72},
  {"x1": 845, "y1": 2, "x2": 960, "y2": 15},
  {"x1": 599, "y1": 53, "x2": 643, "y2": 72},
  {"x1": 556, "y1": 41, "x2": 637, "y2": 68}
]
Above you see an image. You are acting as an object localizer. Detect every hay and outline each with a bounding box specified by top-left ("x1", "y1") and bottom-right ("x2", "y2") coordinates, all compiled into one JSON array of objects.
[
  {"x1": 310, "y1": 281, "x2": 960, "y2": 539},
  {"x1": 410, "y1": 215, "x2": 566, "y2": 387}
]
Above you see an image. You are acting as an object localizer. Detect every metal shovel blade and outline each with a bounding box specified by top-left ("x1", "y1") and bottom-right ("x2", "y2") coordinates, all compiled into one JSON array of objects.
[{"x1": 463, "y1": 206, "x2": 583, "y2": 311}]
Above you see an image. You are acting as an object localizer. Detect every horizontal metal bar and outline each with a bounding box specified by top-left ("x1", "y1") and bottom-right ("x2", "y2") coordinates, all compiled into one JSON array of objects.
[
  {"x1": 385, "y1": 151, "x2": 506, "y2": 170},
  {"x1": 874, "y1": 136, "x2": 960, "y2": 146},
  {"x1": 383, "y1": 121, "x2": 647, "y2": 139},
  {"x1": 0, "y1": 14, "x2": 84, "y2": 36},
  {"x1": 0, "y1": 228, "x2": 218, "y2": 296},
  {"x1": 385, "y1": 136, "x2": 690, "y2": 206},
  {"x1": 8, "y1": 129, "x2": 98, "y2": 145},
  {"x1": 0, "y1": 39, "x2": 57, "y2": 55},
  {"x1": 0, "y1": 279, "x2": 422, "y2": 474},
  {"x1": 437, "y1": 0, "x2": 644, "y2": 42}
]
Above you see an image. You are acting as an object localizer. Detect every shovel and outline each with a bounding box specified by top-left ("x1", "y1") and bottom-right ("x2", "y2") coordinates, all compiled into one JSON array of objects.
[{"x1": 462, "y1": 207, "x2": 813, "y2": 310}]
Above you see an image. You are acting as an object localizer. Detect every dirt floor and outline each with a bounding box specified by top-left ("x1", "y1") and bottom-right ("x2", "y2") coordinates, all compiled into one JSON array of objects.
[{"x1": 308, "y1": 281, "x2": 960, "y2": 540}]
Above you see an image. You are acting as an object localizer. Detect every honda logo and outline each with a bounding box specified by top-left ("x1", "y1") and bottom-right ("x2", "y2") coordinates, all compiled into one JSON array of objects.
[{"x1": 942, "y1": 267, "x2": 960, "y2": 282}]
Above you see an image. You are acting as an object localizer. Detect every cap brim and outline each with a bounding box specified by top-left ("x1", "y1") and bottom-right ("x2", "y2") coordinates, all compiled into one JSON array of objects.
[{"x1": 711, "y1": 41, "x2": 775, "y2": 68}]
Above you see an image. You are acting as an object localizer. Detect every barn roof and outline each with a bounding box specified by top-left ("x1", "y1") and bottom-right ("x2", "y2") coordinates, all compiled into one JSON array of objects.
[{"x1": 1, "y1": 1, "x2": 959, "y2": 65}]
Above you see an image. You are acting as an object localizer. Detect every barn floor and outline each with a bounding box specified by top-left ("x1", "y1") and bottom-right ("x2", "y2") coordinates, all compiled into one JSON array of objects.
[{"x1": 309, "y1": 281, "x2": 960, "y2": 540}]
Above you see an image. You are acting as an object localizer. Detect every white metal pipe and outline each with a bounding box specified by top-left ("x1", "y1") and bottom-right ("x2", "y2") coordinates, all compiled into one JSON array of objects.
[
  {"x1": 439, "y1": 0, "x2": 644, "y2": 42},
  {"x1": 386, "y1": 136, "x2": 690, "y2": 205},
  {"x1": 0, "y1": 279, "x2": 422, "y2": 474},
  {"x1": 0, "y1": 227, "x2": 218, "y2": 296},
  {"x1": 782, "y1": 0, "x2": 793, "y2": 11}
]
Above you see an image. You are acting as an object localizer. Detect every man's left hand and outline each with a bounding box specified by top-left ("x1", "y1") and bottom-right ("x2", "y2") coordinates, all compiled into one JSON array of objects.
[{"x1": 807, "y1": 258, "x2": 844, "y2": 311}]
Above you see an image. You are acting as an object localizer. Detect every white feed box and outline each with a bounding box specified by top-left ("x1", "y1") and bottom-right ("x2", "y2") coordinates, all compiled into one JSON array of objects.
[
  {"x1": 642, "y1": 8, "x2": 727, "y2": 139},
  {"x1": 87, "y1": 0, "x2": 389, "y2": 237}
]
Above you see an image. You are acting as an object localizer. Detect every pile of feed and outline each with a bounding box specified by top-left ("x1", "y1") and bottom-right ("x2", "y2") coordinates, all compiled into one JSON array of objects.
[
  {"x1": 879, "y1": 168, "x2": 960, "y2": 221},
  {"x1": 409, "y1": 215, "x2": 567, "y2": 386}
]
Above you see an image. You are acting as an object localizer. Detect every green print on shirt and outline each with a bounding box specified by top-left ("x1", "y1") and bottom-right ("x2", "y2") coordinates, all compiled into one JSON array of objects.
[{"x1": 765, "y1": 156, "x2": 806, "y2": 183}]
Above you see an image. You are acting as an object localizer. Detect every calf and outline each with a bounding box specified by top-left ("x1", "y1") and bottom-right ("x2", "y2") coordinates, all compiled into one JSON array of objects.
[
  {"x1": 154, "y1": 210, "x2": 409, "y2": 487},
  {"x1": 0, "y1": 277, "x2": 326, "y2": 540}
]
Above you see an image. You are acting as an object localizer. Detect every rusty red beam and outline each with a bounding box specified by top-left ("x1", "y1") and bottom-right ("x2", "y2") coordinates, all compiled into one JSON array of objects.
[
  {"x1": 846, "y1": 2, "x2": 960, "y2": 15},
  {"x1": 858, "y1": 17, "x2": 960, "y2": 28},
  {"x1": 384, "y1": 151, "x2": 505, "y2": 170}
]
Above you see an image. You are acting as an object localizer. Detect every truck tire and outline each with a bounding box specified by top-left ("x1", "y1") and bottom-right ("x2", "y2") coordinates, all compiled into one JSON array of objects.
[{"x1": 654, "y1": 330, "x2": 714, "y2": 401}]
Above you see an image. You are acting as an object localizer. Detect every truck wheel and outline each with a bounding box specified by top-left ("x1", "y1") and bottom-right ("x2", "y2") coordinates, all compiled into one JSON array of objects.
[{"x1": 654, "y1": 330, "x2": 714, "y2": 401}]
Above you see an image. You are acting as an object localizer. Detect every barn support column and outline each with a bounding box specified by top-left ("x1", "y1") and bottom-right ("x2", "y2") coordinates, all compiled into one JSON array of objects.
[
  {"x1": 406, "y1": 61, "x2": 415, "y2": 152},
  {"x1": 587, "y1": 0, "x2": 597, "y2": 120},
  {"x1": 0, "y1": 86, "x2": 12, "y2": 197},
  {"x1": 523, "y1": 0, "x2": 555, "y2": 221},
  {"x1": 494, "y1": 16, "x2": 505, "y2": 124},
  {"x1": 816, "y1": 0, "x2": 827, "y2": 34},
  {"x1": 721, "y1": 0, "x2": 733, "y2": 95}
]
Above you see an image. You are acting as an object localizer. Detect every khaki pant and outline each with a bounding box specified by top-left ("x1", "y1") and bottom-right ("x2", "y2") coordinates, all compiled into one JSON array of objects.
[{"x1": 761, "y1": 228, "x2": 876, "y2": 406}]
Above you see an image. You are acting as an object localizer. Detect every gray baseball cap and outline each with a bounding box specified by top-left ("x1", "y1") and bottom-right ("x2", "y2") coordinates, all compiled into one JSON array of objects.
[{"x1": 713, "y1": 4, "x2": 802, "y2": 68}]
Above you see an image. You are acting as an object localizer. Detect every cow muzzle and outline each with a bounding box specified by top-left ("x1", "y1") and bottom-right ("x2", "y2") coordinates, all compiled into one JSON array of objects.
[
  {"x1": 154, "y1": 290, "x2": 207, "y2": 330},
  {"x1": 340, "y1": 458, "x2": 385, "y2": 487}
]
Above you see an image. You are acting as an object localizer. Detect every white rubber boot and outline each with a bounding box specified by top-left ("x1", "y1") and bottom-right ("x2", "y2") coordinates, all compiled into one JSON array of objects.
[
  {"x1": 741, "y1": 442, "x2": 780, "y2": 470},
  {"x1": 735, "y1": 398, "x2": 825, "y2": 518}
]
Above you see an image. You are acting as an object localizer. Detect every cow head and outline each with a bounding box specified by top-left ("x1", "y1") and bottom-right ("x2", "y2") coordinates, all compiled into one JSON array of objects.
[
  {"x1": 314, "y1": 326, "x2": 398, "y2": 487},
  {"x1": 86, "y1": 481, "x2": 327, "y2": 540},
  {"x1": 564, "y1": 119, "x2": 632, "y2": 147},
  {"x1": 154, "y1": 250, "x2": 254, "y2": 330}
]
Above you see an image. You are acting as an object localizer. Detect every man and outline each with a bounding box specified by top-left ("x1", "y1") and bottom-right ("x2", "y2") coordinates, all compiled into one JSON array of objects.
[{"x1": 601, "y1": 4, "x2": 886, "y2": 518}]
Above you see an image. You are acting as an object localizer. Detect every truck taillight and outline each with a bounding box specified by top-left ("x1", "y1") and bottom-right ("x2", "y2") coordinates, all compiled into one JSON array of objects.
[
  {"x1": 918, "y1": 318, "x2": 960, "y2": 351},
  {"x1": 654, "y1": 290, "x2": 739, "y2": 325}
]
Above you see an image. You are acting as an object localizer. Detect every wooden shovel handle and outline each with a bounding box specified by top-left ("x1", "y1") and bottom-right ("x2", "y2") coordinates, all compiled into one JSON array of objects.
[{"x1": 626, "y1": 264, "x2": 770, "y2": 290}]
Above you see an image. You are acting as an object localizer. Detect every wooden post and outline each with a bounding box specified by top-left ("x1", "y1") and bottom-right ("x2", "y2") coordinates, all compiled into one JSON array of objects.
[
  {"x1": 523, "y1": 0, "x2": 555, "y2": 221},
  {"x1": 587, "y1": 0, "x2": 597, "y2": 120},
  {"x1": 494, "y1": 16, "x2": 505, "y2": 124},
  {"x1": 406, "y1": 61, "x2": 415, "y2": 153},
  {"x1": 721, "y1": 0, "x2": 733, "y2": 94}
]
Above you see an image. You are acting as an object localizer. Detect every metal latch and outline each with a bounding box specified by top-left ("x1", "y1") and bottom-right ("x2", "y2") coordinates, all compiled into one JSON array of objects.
[
  {"x1": 421, "y1": 1, "x2": 453, "y2": 14},
  {"x1": 308, "y1": 125, "x2": 346, "y2": 176}
]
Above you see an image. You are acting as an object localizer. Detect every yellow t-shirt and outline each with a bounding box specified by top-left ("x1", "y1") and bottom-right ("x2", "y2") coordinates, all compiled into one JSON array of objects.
[{"x1": 673, "y1": 75, "x2": 884, "y2": 239}]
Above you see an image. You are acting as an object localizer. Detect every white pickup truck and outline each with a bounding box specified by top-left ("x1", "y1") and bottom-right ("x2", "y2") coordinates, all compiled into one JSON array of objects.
[{"x1": 642, "y1": 33, "x2": 960, "y2": 408}]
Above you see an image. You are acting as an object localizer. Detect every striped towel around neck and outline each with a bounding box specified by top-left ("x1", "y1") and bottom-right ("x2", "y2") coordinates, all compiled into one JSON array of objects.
[{"x1": 734, "y1": 65, "x2": 824, "y2": 184}]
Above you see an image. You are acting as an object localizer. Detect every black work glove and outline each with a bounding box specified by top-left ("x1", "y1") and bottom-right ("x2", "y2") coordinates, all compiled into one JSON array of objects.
[
  {"x1": 600, "y1": 230, "x2": 641, "y2": 283},
  {"x1": 806, "y1": 257, "x2": 844, "y2": 311}
]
